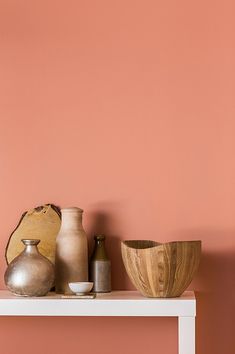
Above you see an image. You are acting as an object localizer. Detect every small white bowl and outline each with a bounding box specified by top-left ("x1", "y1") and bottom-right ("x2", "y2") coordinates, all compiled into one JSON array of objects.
[{"x1": 69, "y1": 282, "x2": 93, "y2": 295}]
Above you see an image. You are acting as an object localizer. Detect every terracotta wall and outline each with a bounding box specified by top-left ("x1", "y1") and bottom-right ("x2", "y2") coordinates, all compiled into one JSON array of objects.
[{"x1": 0, "y1": 1, "x2": 234, "y2": 353}]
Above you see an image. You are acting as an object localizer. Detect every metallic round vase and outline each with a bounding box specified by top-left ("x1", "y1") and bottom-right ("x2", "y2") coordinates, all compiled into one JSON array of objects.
[{"x1": 4, "y1": 239, "x2": 55, "y2": 297}]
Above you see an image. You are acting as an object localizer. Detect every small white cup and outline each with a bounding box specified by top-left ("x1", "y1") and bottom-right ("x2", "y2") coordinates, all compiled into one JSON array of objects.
[{"x1": 68, "y1": 282, "x2": 93, "y2": 295}]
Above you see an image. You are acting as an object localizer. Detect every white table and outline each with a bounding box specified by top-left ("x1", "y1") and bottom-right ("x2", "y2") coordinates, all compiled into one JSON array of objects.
[{"x1": 0, "y1": 290, "x2": 196, "y2": 354}]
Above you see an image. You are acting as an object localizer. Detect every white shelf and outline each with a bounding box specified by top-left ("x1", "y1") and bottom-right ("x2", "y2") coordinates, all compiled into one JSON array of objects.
[
  {"x1": 0, "y1": 290, "x2": 196, "y2": 353},
  {"x1": 0, "y1": 290, "x2": 195, "y2": 317}
]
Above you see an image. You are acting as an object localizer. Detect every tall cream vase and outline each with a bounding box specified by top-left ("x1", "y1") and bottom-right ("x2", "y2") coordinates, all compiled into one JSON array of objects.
[{"x1": 55, "y1": 207, "x2": 88, "y2": 294}]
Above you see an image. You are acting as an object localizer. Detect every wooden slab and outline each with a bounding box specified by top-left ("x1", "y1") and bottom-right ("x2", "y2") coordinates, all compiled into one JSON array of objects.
[{"x1": 5, "y1": 204, "x2": 61, "y2": 264}]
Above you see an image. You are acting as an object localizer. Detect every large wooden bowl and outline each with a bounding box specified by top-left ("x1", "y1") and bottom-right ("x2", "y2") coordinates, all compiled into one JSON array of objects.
[{"x1": 121, "y1": 240, "x2": 201, "y2": 298}]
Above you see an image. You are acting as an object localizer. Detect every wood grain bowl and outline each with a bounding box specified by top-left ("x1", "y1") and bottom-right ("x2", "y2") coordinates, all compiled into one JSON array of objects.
[{"x1": 121, "y1": 240, "x2": 201, "y2": 298}]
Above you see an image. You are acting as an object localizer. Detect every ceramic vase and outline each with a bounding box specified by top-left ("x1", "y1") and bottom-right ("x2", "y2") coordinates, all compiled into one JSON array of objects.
[
  {"x1": 55, "y1": 207, "x2": 88, "y2": 294},
  {"x1": 4, "y1": 239, "x2": 55, "y2": 297},
  {"x1": 90, "y1": 234, "x2": 111, "y2": 293}
]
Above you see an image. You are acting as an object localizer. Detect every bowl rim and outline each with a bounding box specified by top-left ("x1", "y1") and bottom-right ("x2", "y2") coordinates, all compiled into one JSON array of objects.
[
  {"x1": 69, "y1": 282, "x2": 93, "y2": 286},
  {"x1": 121, "y1": 240, "x2": 201, "y2": 249}
]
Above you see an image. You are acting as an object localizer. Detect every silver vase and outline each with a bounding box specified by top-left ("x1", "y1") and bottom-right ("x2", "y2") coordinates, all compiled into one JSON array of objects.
[{"x1": 4, "y1": 239, "x2": 55, "y2": 297}]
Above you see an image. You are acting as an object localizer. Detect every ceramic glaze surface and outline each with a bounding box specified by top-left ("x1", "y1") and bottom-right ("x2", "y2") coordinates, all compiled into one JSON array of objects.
[
  {"x1": 4, "y1": 239, "x2": 55, "y2": 297},
  {"x1": 69, "y1": 282, "x2": 93, "y2": 294},
  {"x1": 90, "y1": 235, "x2": 111, "y2": 293},
  {"x1": 55, "y1": 208, "x2": 88, "y2": 294}
]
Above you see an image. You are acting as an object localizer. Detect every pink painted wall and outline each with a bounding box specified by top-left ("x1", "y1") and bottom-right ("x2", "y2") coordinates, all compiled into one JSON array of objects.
[{"x1": 0, "y1": 1, "x2": 234, "y2": 353}]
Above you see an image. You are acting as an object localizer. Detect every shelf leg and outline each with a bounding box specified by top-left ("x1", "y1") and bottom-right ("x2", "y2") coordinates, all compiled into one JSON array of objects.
[{"x1": 178, "y1": 316, "x2": 195, "y2": 354}]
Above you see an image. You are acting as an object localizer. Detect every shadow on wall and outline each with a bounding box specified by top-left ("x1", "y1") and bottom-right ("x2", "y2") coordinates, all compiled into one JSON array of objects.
[
  {"x1": 194, "y1": 249, "x2": 235, "y2": 354},
  {"x1": 84, "y1": 219, "x2": 235, "y2": 354},
  {"x1": 164, "y1": 228, "x2": 235, "y2": 354},
  {"x1": 85, "y1": 205, "x2": 131, "y2": 290}
]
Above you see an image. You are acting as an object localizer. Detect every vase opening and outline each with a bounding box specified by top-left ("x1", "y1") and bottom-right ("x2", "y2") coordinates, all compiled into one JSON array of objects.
[
  {"x1": 61, "y1": 207, "x2": 83, "y2": 213},
  {"x1": 21, "y1": 239, "x2": 40, "y2": 246}
]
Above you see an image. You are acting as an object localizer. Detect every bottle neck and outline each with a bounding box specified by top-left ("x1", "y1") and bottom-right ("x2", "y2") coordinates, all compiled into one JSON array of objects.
[
  {"x1": 60, "y1": 209, "x2": 84, "y2": 231},
  {"x1": 92, "y1": 239, "x2": 109, "y2": 260},
  {"x1": 24, "y1": 245, "x2": 39, "y2": 255},
  {"x1": 22, "y1": 239, "x2": 40, "y2": 255}
]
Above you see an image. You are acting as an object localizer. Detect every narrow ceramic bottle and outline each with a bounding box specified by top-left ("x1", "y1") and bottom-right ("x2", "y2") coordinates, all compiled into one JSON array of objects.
[
  {"x1": 55, "y1": 207, "x2": 88, "y2": 294},
  {"x1": 90, "y1": 235, "x2": 111, "y2": 293}
]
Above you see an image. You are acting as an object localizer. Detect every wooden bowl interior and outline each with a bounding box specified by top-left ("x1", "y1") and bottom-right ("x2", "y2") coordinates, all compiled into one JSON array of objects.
[{"x1": 122, "y1": 240, "x2": 160, "y2": 249}]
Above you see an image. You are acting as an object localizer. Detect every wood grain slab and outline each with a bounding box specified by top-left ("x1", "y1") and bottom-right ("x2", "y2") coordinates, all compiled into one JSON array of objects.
[{"x1": 5, "y1": 204, "x2": 61, "y2": 264}]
